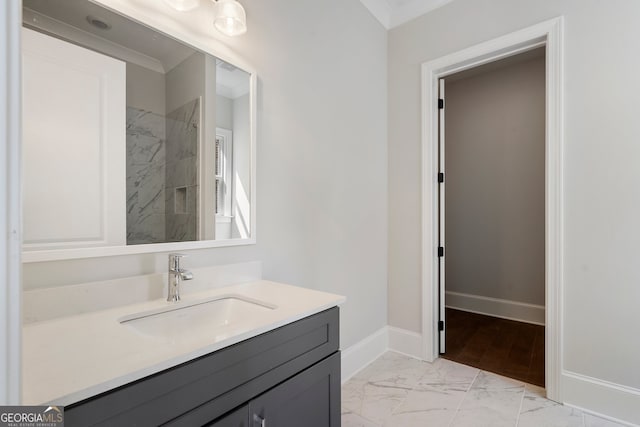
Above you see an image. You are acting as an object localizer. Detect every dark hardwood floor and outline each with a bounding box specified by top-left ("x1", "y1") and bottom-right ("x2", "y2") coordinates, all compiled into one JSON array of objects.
[{"x1": 442, "y1": 308, "x2": 545, "y2": 387}]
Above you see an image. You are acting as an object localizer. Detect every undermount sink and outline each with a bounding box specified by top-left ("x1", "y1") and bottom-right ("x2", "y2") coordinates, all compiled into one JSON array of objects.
[{"x1": 119, "y1": 295, "x2": 276, "y2": 340}]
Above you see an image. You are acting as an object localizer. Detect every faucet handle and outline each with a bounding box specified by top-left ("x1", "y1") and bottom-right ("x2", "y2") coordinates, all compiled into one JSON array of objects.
[{"x1": 169, "y1": 253, "x2": 188, "y2": 269}]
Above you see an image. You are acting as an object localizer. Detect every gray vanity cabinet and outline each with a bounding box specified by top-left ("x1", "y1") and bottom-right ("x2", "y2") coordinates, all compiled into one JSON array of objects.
[
  {"x1": 206, "y1": 405, "x2": 248, "y2": 427},
  {"x1": 247, "y1": 352, "x2": 340, "y2": 427},
  {"x1": 208, "y1": 352, "x2": 340, "y2": 427},
  {"x1": 65, "y1": 307, "x2": 340, "y2": 427}
]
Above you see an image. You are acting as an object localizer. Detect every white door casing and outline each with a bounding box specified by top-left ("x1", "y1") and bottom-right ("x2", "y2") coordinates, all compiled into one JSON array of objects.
[
  {"x1": 421, "y1": 17, "x2": 564, "y2": 401},
  {"x1": 22, "y1": 27, "x2": 126, "y2": 251},
  {"x1": 438, "y1": 78, "x2": 446, "y2": 354},
  {"x1": 0, "y1": 0, "x2": 22, "y2": 405}
]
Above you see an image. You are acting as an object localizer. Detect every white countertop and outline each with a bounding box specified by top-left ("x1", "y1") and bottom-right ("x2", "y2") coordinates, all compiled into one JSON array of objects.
[{"x1": 22, "y1": 280, "x2": 345, "y2": 406}]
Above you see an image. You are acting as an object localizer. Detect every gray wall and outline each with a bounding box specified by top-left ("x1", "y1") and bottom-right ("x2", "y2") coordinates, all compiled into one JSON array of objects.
[
  {"x1": 165, "y1": 52, "x2": 205, "y2": 115},
  {"x1": 216, "y1": 94, "x2": 233, "y2": 130},
  {"x1": 165, "y1": 99, "x2": 200, "y2": 242},
  {"x1": 388, "y1": 0, "x2": 640, "y2": 399},
  {"x1": 445, "y1": 55, "x2": 545, "y2": 306},
  {"x1": 232, "y1": 93, "x2": 251, "y2": 238},
  {"x1": 126, "y1": 62, "x2": 165, "y2": 116},
  {"x1": 22, "y1": 0, "x2": 388, "y2": 351},
  {"x1": 164, "y1": 52, "x2": 210, "y2": 242}
]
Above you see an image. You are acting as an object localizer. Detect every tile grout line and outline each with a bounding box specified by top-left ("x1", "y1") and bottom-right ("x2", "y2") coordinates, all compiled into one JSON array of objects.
[
  {"x1": 514, "y1": 383, "x2": 527, "y2": 427},
  {"x1": 343, "y1": 355, "x2": 419, "y2": 427},
  {"x1": 343, "y1": 354, "x2": 629, "y2": 427},
  {"x1": 447, "y1": 368, "x2": 481, "y2": 427}
]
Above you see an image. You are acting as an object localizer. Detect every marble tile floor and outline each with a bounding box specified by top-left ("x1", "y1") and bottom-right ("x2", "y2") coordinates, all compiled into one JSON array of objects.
[{"x1": 342, "y1": 352, "x2": 626, "y2": 427}]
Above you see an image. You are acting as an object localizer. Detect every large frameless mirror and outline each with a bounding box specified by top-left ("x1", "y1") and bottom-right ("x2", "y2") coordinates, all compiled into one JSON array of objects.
[{"x1": 21, "y1": 0, "x2": 256, "y2": 262}]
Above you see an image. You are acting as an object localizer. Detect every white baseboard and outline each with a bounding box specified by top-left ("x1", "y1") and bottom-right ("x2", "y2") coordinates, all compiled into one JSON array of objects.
[
  {"x1": 446, "y1": 291, "x2": 545, "y2": 325},
  {"x1": 388, "y1": 326, "x2": 423, "y2": 359},
  {"x1": 341, "y1": 326, "x2": 424, "y2": 384},
  {"x1": 341, "y1": 327, "x2": 388, "y2": 384},
  {"x1": 563, "y1": 371, "x2": 640, "y2": 426}
]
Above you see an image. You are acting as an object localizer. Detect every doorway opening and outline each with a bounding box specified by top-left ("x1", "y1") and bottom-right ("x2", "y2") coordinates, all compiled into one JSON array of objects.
[
  {"x1": 438, "y1": 48, "x2": 546, "y2": 387},
  {"x1": 420, "y1": 17, "x2": 564, "y2": 401}
]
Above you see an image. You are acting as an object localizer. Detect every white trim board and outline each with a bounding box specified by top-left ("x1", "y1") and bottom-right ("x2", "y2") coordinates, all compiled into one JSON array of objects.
[
  {"x1": 22, "y1": 8, "x2": 166, "y2": 74},
  {"x1": 0, "y1": 0, "x2": 22, "y2": 405},
  {"x1": 445, "y1": 291, "x2": 545, "y2": 326},
  {"x1": 420, "y1": 17, "x2": 565, "y2": 402},
  {"x1": 563, "y1": 371, "x2": 640, "y2": 426},
  {"x1": 389, "y1": 0, "x2": 454, "y2": 29},
  {"x1": 388, "y1": 326, "x2": 423, "y2": 360},
  {"x1": 341, "y1": 326, "x2": 424, "y2": 384},
  {"x1": 359, "y1": 0, "x2": 391, "y2": 29},
  {"x1": 341, "y1": 327, "x2": 388, "y2": 384},
  {"x1": 358, "y1": 0, "x2": 455, "y2": 30}
]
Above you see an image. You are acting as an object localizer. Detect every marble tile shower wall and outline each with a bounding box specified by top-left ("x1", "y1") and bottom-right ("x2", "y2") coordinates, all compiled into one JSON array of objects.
[
  {"x1": 126, "y1": 108, "x2": 166, "y2": 244},
  {"x1": 165, "y1": 98, "x2": 200, "y2": 242}
]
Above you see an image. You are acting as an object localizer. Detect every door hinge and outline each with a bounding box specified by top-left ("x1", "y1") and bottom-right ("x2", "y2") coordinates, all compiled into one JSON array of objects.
[
  {"x1": 438, "y1": 320, "x2": 444, "y2": 331},
  {"x1": 438, "y1": 172, "x2": 444, "y2": 183},
  {"x1": 438, "y1": 246, "x2": 444, "y2": 257},
  {"x1": 438, "y1": 99, "x2": 444, "y2": 109}
]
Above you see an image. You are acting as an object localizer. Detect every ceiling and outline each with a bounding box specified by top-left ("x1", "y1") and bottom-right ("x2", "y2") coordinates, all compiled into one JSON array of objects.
[
  {"x1": 23, "y1": 0, "x2": 248, "y2": 97},
  {"x1": 23, "y1": 0, "x2": 196, "y2": 72},
  {"x1": 359, "y1": 0, "x2": 455, "y2": 29}
]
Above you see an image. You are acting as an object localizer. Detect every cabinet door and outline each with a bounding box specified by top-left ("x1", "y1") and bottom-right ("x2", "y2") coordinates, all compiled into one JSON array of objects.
[
  {"x1": 249, "y1": 352, "x2": 340, "y2": 427},
  {"x1": 206, "y1": 405, "x2": 249, "y2": 427}
]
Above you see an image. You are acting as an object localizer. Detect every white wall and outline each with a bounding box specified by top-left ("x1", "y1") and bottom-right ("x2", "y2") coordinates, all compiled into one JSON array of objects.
[
  {"x1": 126, "y1": 62, "x2": 165, "y2": 115},
  {"x1": 166, "y1": 51, "x2": 205, "y2": 114},
  {"x1": 232, "y1": 93, "x2": 251, "y2": 238},
  {"x1": 204, "y1": 54, "x2": 217, "y2": 240},
  {"x1": 165, "y1": 51, "x2": 217, "y2": 240},
  {"x1": 22, "y1": 0, "x2": 388, "y2": 352},
  {"x1": 445, "y1": 54, "x2": 545, "y2": 306},
  {"x1": 232, "y1": 93, "x2": 250, "y2": 195},
  {"x1": 22, "y1": 28, "x2": 126, "y2": 250},
  {"x1": 388, "y1": 0, "x2": 640, "y2": 423},
  {"x1": 216, "y1": 94, "x2": 233, "y2": 129}
]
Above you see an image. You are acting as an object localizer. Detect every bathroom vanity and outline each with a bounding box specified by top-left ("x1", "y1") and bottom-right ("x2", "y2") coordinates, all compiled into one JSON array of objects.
[
  {"x1": 67, "y1": 308, "x2": 340, "y2": 426},
  {"x1": 22, "y1": 280, "x2": 345, "y2": 427},
  {"x1": 19, "y1": 1, "x2": 344, "y2": 425}
]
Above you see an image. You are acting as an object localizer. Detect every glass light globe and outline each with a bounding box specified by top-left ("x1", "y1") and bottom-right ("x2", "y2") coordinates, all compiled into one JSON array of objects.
[
  {"x1": 164, "y1": 0, "x2": 200, "y2": 12},
  {"x1": 213, "y1": 0, "x2": 247, "y2": 36}
]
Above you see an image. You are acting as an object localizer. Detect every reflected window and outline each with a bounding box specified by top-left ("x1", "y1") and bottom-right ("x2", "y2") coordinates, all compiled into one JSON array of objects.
[{"x1": 215, "y1": 128, "x2": 233, "y2": 217}]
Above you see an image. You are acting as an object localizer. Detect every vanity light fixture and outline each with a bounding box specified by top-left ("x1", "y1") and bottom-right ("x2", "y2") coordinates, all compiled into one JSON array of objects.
[
  {"x1": 212, "y1": 0, "x2": 247, "y2": 36},
  {"x1": 163, "y1": 0, "x2": 201, "y2": 12}
]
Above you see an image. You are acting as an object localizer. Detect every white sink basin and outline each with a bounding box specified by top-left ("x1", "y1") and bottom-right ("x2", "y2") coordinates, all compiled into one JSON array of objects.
[{"x1": 119, "y1": 295, "x2": 276, "y2": 341}]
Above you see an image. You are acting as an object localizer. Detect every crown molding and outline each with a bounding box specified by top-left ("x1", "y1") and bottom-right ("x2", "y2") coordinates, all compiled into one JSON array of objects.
[
  {"x1": 359, "y1": 0, "x2": 392, "y2": 29},
  {"x1": 359, "y1": 0, "x2": 454, "y2": 29},
  {"x1": 23, "y1": 7, "x2": 165, "y2": 73}
]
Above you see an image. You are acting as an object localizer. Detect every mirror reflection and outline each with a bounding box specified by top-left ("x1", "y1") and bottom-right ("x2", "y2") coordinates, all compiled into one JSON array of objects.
[{"x1": 22, "y1": 0, "x2": 252, "y2": 252}]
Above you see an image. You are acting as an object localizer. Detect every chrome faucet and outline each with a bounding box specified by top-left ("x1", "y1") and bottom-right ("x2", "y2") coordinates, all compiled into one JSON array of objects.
[{"x1": 167, "y1": 253, "x2": 193, "y2": 302}]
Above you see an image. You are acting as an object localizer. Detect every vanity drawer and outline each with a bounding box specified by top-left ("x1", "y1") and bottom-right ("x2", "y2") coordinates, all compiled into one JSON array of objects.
[{"x1": 65, "y1": 307, "x2": 339, "y2": 426}]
